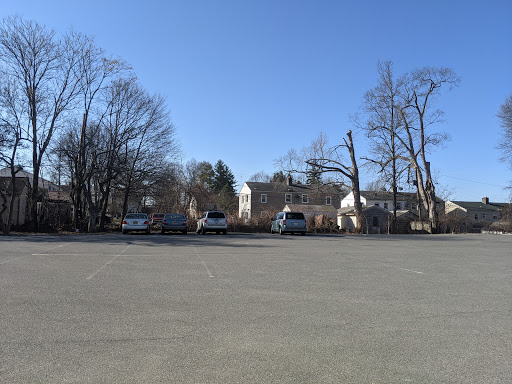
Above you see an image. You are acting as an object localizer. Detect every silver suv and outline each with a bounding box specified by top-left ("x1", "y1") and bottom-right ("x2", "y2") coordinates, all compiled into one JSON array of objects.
[
  {"x1": 271, "y1": 211, "x2": 307, "y2": 235},
  {"x1": 196, "y1": 211, "x2": 228, "y2": 234}
]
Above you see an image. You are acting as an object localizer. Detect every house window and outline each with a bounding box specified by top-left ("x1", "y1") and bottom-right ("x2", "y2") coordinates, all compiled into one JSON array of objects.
[
  {"x1": 261, "y1": 194, "x2": 267, "y2": 203},
  {"x1": 285, "y1": 193, "x2": 292, "y2": 203},
  {"x1": 302, "y1": 194, "x2": 309, "y2": 203},
  {"x1": 493, "y1": 214, "x2": 498, "y2": 220},
  {"x1": 396, "y1": 202, "x2": 402, "y2": 210},
  {"x1": 384, "y1": 202, "x2": 388, "y2": 210},
  {"x1": 482, "y1": 213, "x2": 486, "y2": 219},
  {"x1": 405, "y1": 201, "x2": 410, "y2": 209},
  {"x1": 474, "y1": 214, "x2": 478, "y2": 220},
  {"x1": 372, "y1": 216, "x2": 379, "y2": 227},
  {"x1": 326, "y1": 196, "x2": 332, "y2": 205}
]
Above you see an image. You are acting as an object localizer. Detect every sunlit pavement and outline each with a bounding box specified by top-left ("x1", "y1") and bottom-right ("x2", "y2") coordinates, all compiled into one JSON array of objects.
[{"x1": 1, "y1": 233, "x2": 511, "y2": 383}]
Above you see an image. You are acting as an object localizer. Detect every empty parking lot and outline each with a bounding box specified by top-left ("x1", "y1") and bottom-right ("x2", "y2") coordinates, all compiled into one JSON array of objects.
[{"x1": 1, "y1": 233, "x2": 511, "y2": 383}]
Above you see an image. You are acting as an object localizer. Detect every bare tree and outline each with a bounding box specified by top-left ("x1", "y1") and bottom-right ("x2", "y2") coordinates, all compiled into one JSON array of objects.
[
  {"x1": 0, "y1": 16, "x2": 83, "y2": 231},
  {"x1": 249, "y1": 171, "x2": 271, "y2": 182},
  {"x1": 279, "y1": 131, "x2": 364, "y2": 233},
  {"x1": 70, "y1": 31, "x2": 128, "y2": 230},
  {"x1": 0, "y1": 70, "x2": 28, "y2": 234},
  {"x1": 497, "y1": 94, "x2": 512, "y2": 176},
  {"x1": 359, "y1": 61, "x2": 409, "y2": 233},
  {"x1": 395, "y1": 66, "x2": 460, "y2": 233},
  {"x1": 111, "y1": 81, "x2": 177, "y2": 222}
]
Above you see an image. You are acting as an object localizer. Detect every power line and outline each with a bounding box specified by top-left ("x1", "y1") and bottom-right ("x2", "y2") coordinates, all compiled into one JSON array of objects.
[{"x1": 438, "y1": 174, "x2": 509, "y2": 189}]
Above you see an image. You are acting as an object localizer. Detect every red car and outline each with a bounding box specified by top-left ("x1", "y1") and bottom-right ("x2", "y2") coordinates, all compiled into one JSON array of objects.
[{"x1": 150, "y1": 213, "x2": 165, "y2": 225}]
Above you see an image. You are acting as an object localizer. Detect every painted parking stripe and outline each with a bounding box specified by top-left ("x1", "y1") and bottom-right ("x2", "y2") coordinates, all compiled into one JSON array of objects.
[{"x1": 86, "y1": 244, "x2": 132, "y2": 280}]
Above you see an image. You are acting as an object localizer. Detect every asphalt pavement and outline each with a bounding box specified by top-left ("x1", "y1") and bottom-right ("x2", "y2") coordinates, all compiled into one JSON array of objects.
[{"x1": 1, "y1": 233, "x2": 511, "y2": 383}]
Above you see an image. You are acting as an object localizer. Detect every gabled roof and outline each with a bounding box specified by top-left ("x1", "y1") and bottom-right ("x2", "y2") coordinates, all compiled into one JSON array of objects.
[
  {"x1": 284, "y1": 204, "x2": 337, "y2": 214},
  {"x1": 337, "y1": 205, "x2": 417, "y2": 218},
  {"x1": 357, "y1": 190, "x2": 418, "y2": 201},
  {"x1": 244, "y1": 181, "x2": 341, "y2": 194},
  {"x1": 0, "y1": 176, "x2": 30, "y2": 195},
  {"x1": 448, "y1": 201, "x2": 503, "y2": 212},
  {"x1": 337, "y1": 205, "x2": 391, "y2": 215},
  {"x1": 0, "y1": 167, "x2": 59, "y2": 191}
]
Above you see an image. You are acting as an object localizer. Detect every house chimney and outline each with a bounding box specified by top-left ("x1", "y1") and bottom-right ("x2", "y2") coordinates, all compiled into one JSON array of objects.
[
  {"x1": 482, "y1": 196, "x2": 489, "y2": 204},
  {"x1": 286, "y1": 175, "x2": 292, "y2": 186}
]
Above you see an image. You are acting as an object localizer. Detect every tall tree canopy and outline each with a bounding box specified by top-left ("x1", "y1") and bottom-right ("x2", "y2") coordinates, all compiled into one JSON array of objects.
[{"x1": 212, "y1": 159, "x2": 236, "y2": 194}]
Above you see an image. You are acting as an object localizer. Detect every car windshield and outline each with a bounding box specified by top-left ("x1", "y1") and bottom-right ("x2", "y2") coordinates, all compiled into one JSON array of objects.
[
  {"x1": 287, "y1": 213, "x2": 305, "y2": 220},
  {"x1": 207, "y1": 212, "x2": 225, "y2": 218},
  {"x1": 125, "y1": 213, "x2": 147, "y2": 219},
  {"x1": 165, "y1": 214, "x2": 185, "y2": 220}
]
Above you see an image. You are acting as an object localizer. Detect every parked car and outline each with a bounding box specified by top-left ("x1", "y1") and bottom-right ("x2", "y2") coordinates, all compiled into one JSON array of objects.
[
  {"x1": 161, "y1": 213, "x2": 188, "y2": 234},
  {"x1": 196, "y1": 211, "x2": 228, "y2": 234},
  {"x1": 150, "y1": 213, "x2": 165, "y2": 225},
  {"x1": 122, "y1": 213, "x2": 150, "y2": 234},
  {"x1": 271, "y1": 211, "x2": 307, "y2": 235}
]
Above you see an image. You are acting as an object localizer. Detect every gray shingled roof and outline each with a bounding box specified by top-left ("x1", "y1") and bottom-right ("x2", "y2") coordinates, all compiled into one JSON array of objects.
[
  {"x1": 449, "y1": 201, "x2": 503, "y2": 211},
  {"x1": 284, "y1": 204, "x2": 337, "y2": 213},
  {"x1": 245, "y1": 182, "x2": 341, "y2": 194},
  {"x1": 359, "y1": 190, "x2": 417, "y2": 201}
]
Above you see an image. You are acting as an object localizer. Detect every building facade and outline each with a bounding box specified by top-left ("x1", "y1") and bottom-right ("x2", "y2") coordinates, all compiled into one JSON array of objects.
[{"x1": 239, "y1": 176, "x2": 342, "y2": 220}]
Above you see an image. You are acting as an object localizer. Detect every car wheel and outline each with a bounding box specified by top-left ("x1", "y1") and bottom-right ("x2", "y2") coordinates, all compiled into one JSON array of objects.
[
  {"x1": 161, "y1": 229, "x2": 165, "y2": 234},
  {"x1": 122, "y1": 230, "x2": 127, "y2": 234},
  {"x1": 182, "y1": 230, "x2": 187, "y2": 235},
  {"x1": 270, "y1": 227, "x2": 274, "y2": 234},
  {"x1": 222, "y1": 230, "x2": 227, "y2": 235},
  {"x1": 301, "y1": 231, "x2": 306, "y2": 236},
  {"x1": 201, "y1": 226, "x2": 206, "y2": 235},
  {"x1": 279, "y1": 226, "x2": 284, "y2": 235}
]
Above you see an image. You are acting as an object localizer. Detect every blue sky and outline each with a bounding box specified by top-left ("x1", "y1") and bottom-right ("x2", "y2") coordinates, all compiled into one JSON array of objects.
[{"x1": 2, "y1": 0, "x2": 511, "y2": 202}]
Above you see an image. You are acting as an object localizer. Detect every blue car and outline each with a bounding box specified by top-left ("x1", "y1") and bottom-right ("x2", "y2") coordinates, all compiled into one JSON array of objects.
[
  {"x1": 271, "y1": 211, "x2": 307, "y2": 235},
  {"x1": 161, "y1": 214, "x2": 188, "y2": 234}
]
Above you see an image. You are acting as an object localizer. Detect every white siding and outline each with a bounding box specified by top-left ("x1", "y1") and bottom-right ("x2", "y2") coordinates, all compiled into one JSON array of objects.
[
  {"x1": 238, "y1": 183, "x2": 252, "y2": 219},
  {"x1": 340, "y1": 191, "x2": 366, "y2": 208}
]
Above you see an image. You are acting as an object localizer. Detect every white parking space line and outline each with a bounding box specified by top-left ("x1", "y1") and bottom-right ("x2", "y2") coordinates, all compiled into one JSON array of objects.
[
  {"x1": 86, "y1": 244, "x2": 133, "y2": 280},
  {"x1": 393, "y1": 266, "x2": 424, "y2": 274},
  {"x1": 31, "y1": 242, "x2": 72, "y2": 256},
  {"x1": 193, "y1": 246, "x2": 215, "y2": 278}
]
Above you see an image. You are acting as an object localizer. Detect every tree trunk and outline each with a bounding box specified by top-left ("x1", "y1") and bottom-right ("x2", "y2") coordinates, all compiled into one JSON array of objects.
[
  {"x1": 6, "y1": 166, "x2": 18, "y2": 235},
  {"x1": 29, "y1": 160, "x2": 40, "y2": 232},
  {"x1": 0, "y1": 193, "x2": 8, "y2": 234},
  {"x1": 347, "y1": 130, "x2": 364, "y2": 234}
]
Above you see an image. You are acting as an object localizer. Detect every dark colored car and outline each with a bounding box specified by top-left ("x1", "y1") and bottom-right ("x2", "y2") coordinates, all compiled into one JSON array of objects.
[{"x1": 161, "y1": 214, "x2": 188, "y2": 234}]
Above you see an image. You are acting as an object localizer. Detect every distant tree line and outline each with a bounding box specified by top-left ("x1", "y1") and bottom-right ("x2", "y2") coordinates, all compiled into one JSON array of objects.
[{"x1": 0, "y1": 15, "x2": 238, "y2": 233}]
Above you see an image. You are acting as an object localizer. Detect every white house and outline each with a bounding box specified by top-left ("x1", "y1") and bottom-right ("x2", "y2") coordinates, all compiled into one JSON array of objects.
[{"x1": 340, "y1": 190, "x2": 418, "y2": 211}]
